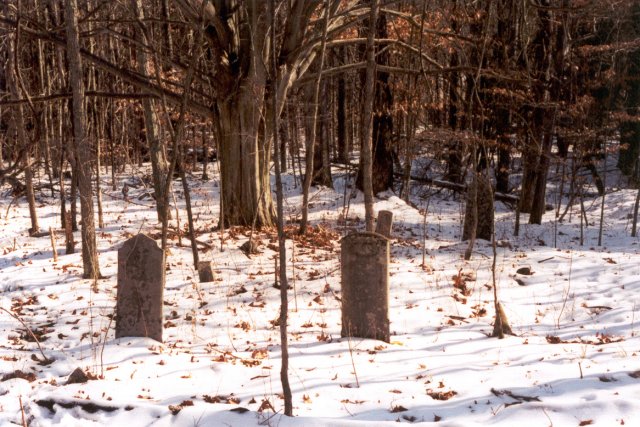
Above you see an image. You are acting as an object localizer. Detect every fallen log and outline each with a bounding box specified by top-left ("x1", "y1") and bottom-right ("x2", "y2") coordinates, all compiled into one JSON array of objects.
[{"x1": 396, "y1": 173, "x2": 519, "y2": 204}]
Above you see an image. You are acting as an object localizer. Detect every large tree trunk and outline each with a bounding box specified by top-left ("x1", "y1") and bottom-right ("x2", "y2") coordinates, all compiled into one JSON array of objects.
[
  {"x1": 357, "y1": 8, "x2": 394, "y2": 194},
  {"x1": 617, "y1": 3, "x2": 640, "y2": 180},
  {"x1": 65, "y1": 0, "x2": 101, "y2": 279},
  {"x1": 529, "y1": 0, "x2": 564, "y2": 224},
  {"x1": 215, "y1": 82, "x2": 275, "y2": 228},
  {"x1": 493, "y1": 0, "x2": 517, "y2": 194}
]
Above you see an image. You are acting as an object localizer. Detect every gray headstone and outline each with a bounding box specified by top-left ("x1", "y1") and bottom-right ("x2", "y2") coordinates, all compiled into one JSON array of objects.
[
  {"x1": 340, "y1": 232, "x2": 390, "y2": 342},
  {"x1": 375, "y1": 210, "x2": 394, "y2": 238},
  {"x1": 197, "y1": 260, "x2": 215, "y2": 282},
  {"x1": 116, "y1": 234, "x2": 164, "y2": 342}
]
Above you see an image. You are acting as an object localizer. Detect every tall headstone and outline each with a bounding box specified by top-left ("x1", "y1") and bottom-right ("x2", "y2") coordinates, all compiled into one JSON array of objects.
[
  {"x1": 340, "y1": 232, "x2": 390, "y2": 342},
  {"x1": 116, "y1": 234, "x2": 164, "y2": 342},
  {"x1": 375, "y1": 210, "x2": 394, "y2": 238}
]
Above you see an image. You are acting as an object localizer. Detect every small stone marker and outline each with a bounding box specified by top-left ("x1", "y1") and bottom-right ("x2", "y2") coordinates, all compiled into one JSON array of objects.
[
  {"x1": 375, "y1": 210, "x2": 394, "y2": 238},
  {"x1": 340, "y1": 232, "x2": 390, "y2": 342},
  {"x1": 116, "y1": 234, "x2": 164, "y2": 342},
  {"x1": 198, "y1": 260, "x2": 215, "y2": 282},
  {"x1": 66, "y1": 367, "x2": 89, "y2": 385}
]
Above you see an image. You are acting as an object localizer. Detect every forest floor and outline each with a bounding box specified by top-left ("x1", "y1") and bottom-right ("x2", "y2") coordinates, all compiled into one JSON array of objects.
[{"x1": 1, "y1": 161, "x2": 639, "y2": 427}]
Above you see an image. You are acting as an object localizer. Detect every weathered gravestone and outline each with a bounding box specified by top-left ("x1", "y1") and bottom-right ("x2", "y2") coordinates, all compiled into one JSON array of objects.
[
  {"x1": 116, "y1": 234, "x2": 164, "y2": 342},
  {"x1": 462, "y1": 174, "x2": 494, "y2": 241},
  {"x1": 340, "y1": 232, "x2": 390, "y2": 342},
  {"x1": 375, "y1": 210, "x2": 394, "y2": 238},
  {"x1": 197, "y1": 260, "x2": 215, "y2": 283}
]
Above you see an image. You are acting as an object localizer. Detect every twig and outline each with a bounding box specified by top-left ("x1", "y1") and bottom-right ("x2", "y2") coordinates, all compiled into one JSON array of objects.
[
  {"x1": 0, "y1": 307, "x2": 50, "y2": 363},
  {"x1": 19, "y1": 396, "x2": 27, "y2": 427},
  {"x1": 346, "y1": 328, "x2": 360, "y2": 388},
  {"x1": 100, "y1": 312, "x2": 114, "y2": 379}
]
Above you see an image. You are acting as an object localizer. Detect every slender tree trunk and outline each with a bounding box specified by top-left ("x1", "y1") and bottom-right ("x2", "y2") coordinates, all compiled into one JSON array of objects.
[
  {"x1": 132, "y1": 0, "x2": 171, "y2": 225},
  {"x1": 161, "y1": 0, "x2": 173, "y2": 60},
  {"x1": 95, "y1": 133, "x2": 104, "y2": 229},
  {"x1": 519, "y1": 135, "x2": 539, "y2": 214},
  {"x1": 59, "y1": 143, "x2": 67, "y2": 229},
  {"x1": 70, "y1": 167, "x2": 78, "y2": 232},
  {"x1": 5, "y1": 1, "x2": 39, "y2": 235},
  {"x1": 270, "y1": 0, "x2": 292, "y2": 416},
  {"x1": 179, "y1": 148, "x2": 199, "y2": 269},
  {"x1": 299, "y1": 1, "x2": 330, "y2": 233},
  {"x1": 357, "y1": 8, "x2": 395, "y2": 194},
  {"x1": 336, "y1": 47, "x2": 349, "y2": 164},
  {"x1": 632, "y1": 186, "x2": 640, "y2": 237},
  {"x1": 65, "y1": 0, "x2": 101, "y2": 279},
  {"x1": 312, "y1": 79, "x2": 333, "y2": 188},
  {"x1": 362, "y1": 0, "x2": 379, "y2": 232},
  {"x1": 445, "y1": 3, "x2": 463, "y2": 185},
  {"x1": 201, "y1": 127, "x2": 209, "y2": 180}
]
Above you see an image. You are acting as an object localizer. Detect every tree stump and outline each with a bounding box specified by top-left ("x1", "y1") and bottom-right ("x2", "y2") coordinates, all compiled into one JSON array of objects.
[
  {"x1": 375, "y1": 210, "x2": 393, "y2": 238},
  {"x1": 116, "y1": 234, "x2": 165, "y2": 342},
  {"x1": 463, "y1": 174, "x2": 494, "y2": 241},
  {"x1": 340, "y1": 232, "x2": 390, "y2": 342}
]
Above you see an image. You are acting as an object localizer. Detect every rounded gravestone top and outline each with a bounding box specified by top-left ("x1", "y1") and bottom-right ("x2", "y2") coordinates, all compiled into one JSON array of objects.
[
  {"x1": 120, "y1": 233, "x2": 162, "y2": 253},
  {"x1": 340, "y1": 231, "x2": 389, "y2": 243}
]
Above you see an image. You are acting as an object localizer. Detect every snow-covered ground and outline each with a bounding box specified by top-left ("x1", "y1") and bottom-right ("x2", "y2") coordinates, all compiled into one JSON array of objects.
[{"x1": 1, "y1": 163, "x2": 639, "y2": 427}]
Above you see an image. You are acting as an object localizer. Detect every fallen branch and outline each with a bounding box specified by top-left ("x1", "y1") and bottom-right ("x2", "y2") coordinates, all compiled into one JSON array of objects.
[{"x1": 490, "y1": 388, "x2": 540, "y2": 403}]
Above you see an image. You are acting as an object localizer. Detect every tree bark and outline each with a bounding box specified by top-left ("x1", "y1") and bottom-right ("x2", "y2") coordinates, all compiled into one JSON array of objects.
[
  {"x1": 214, "y1": 84, "x2": 275, "y2": 227},
  {"x1": 65, "y1": 0, "x2": 101, "y2": 279}
]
